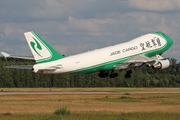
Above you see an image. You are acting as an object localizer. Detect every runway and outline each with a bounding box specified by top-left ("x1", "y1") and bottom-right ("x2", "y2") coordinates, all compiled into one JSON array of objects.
[{"x1": 0, "y1": 91, "x2": 180, "y2": 95}]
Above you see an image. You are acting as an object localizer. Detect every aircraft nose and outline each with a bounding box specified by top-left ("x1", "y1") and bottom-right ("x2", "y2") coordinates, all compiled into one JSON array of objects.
[
  {"x1": 162, "y1": 33, "x2": 173, "y2": 47},
  {"x1": 155, "y1": 31, "x2": 173, "y2": 50},
  {"x1": 154, "y1": 31, "x2": 173, "y2": 47}
]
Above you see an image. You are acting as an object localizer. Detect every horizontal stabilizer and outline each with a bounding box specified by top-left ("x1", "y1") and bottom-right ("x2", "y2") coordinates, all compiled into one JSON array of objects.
[
  {"x1": 1, "y1": 52, "x2": 10, "y2": 57},
  {"x1": 1, "y1": 52, "x2": 34, "y2": 60},
  {"x1": 5, "y1": 65, "x2": 33, "y2": 69}
]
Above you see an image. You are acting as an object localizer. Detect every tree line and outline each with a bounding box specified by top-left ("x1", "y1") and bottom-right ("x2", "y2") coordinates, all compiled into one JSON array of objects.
[{"x1": 0, "y1": 57, "x2": 180, "y2": 88}]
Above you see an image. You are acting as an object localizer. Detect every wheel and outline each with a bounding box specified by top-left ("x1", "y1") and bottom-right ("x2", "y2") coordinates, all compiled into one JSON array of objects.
[
  {"x1": 109, "y1": 74, "x2": 115, "y2": 78},
  {"x1": 98, "y1": 71, "x2": 109, "y2": 78},
  {"x1": 127, "y1": 70, "x2": 132, "y2": 74},
  {"x1": 109, "y1": 73, "x2": 118, "y2": 78},
  {"x1": 125, "y1": 74, "x2": 131, "y2": 78},
  {"x1": 114, "y1": 73, "x2": 118, "y2": 77}
]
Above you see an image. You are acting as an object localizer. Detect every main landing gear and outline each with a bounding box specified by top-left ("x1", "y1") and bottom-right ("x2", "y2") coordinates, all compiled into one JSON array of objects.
[
  {"x1": 98, "y1": 70, "x2": 133, "y2": 78},
  {"x1": 124, "y1": 70, "x2": 132, "y2": 78},
  {"x1": 98, "y1": 71, "x2": 118, "y2": 78}
]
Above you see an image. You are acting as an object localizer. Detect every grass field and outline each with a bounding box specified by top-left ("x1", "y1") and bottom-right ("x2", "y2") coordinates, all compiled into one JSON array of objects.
[
  {"x1": 0, "y1": 88, "x2": 180, "y2": 120},
  {"x1": 1, "y1": 87, "x2": 180, "y2": 92}
]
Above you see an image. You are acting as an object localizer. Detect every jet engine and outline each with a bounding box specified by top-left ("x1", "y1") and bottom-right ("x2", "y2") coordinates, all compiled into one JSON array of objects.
[{"x1": 153, "y1": 59, "x2": 170, "y2": 69}]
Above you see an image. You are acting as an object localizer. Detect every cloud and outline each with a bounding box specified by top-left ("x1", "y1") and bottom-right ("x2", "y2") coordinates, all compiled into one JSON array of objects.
[
  {"x1": 31, "y1": 0, "x2": 96, "y2": 20},
  {"x1": 63, "y1": 16, "x2": 117, "y2": 36},
  {"x1": 0, "y1": 0, "x2": 180, "y2": 60},
  {"x1": 53, "y1": 43, "x2": 91, "y2": 56},
  {"x1": 3, "y1": 24, "x2": 17, "y2": 36},
  {"x1": 0, "y1": 23, "x2": 26, "y2": 42},
  {"x1": 128, "y1": 0, "x2": 180, "y2": 11}
]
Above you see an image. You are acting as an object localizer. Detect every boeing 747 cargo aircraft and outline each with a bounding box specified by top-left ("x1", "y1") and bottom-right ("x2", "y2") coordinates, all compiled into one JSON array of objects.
[{"x1": 4, "y1": 31, "x2": 173, "y2": 78}]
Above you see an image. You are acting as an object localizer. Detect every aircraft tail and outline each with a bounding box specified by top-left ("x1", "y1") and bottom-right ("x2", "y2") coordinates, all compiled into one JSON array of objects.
[{"x1": 24, "y1": 31, "x2": 65, "y2": 64}]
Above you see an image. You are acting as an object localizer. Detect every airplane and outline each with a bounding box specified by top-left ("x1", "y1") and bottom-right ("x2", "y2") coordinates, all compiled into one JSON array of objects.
[{"x1": 4, "y1": 31, "x2": 173, "y2": 78}]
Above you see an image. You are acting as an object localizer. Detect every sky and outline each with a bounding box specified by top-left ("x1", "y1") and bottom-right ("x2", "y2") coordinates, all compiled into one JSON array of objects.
[{"x1": 0, "y1": 0, "x2": 180, "y2": 61}]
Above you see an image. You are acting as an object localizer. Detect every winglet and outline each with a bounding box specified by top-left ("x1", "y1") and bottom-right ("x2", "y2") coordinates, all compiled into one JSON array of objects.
[{"x1": 1, "y1": 52, "x2": 10, "y2": 58}]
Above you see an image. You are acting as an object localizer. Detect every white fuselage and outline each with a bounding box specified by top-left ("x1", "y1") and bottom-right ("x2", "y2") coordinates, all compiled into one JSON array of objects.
[{"x1": 33, "y1": 33, "x2": 167, "y2": 74}]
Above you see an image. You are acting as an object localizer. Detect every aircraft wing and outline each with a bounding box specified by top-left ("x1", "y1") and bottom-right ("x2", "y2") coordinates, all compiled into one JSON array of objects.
[
  {"x1": 114, "y1": 54, "x2": 163, "y2": 70},
  {"x1": 1, "y1": 52, "x2": 34, "y2": 60}
]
